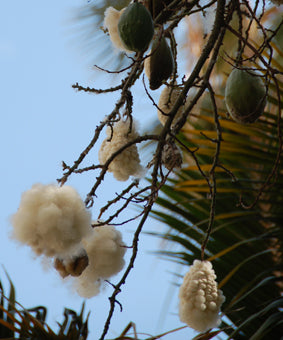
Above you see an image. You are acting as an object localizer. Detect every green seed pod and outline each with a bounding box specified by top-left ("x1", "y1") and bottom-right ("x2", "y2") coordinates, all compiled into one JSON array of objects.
[
  {"x1": 144, "y1": 35, "x2": 174, "y2": 90},
  {"x1": 118, "y1": 2, "x2": 154, "y2": 52},
  {"x1": 225, "y1": 68, "x2": 266, "y2": 124}
]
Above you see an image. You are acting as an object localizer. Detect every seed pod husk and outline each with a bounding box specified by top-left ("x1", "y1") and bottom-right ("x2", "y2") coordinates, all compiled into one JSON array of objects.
[
  {"x1": 54, "y1": 251, "x2": 89, "y2": 278},
  {"x1": 54, "y1": 258, "x2": 69, "y2": 278},
  {"x1": 65, "y1": 253, "x2": 89, "y2": 277},
  {"x1": 225, "y1": 68, "x2": 266, "y2": 124},
  {"x1": 118, "y1": 2, "x2": 154, "y2": 52},
  {"x1": 144, "y1": 35, "x2": 174, "y2": 90},
  {"x1": 162, "y1": 141, "x2": 182, "y2": 170}
]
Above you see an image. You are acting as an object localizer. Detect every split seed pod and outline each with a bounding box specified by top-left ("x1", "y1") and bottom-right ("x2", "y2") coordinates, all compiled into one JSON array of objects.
[
  {"x1": 54, "y1": 251, "x2": 89, "y2": 278},
  {"x1": 144, "y1": 35, "x2": 174, "y2": 90},
  {"x1": 225, "y1": 68, "x2": 266, "y2": 124}
]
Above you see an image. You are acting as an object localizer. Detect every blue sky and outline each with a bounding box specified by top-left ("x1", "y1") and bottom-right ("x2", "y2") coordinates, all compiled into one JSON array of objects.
[{"x1": 0, "y1": 1, "x2": 195, "y2": 339}]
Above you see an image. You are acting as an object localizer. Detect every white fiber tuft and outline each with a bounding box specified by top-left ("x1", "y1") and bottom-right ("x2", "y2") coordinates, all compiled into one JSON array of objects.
[
  {"x1": 11, "y1": 184, "x2": 92, "y2": 257},
  {"x1": 99, "y1": 119, "x2": 144, "y2": 181},
  {"x1": 74, "y1": 224, "x2": 126, "y2": 298},
  {"x1": 158, "y1": 86, "x2": 184, "y2": 126},
  {"x1": 104, "y1": 7, "x2": 129, "y2": 52}
]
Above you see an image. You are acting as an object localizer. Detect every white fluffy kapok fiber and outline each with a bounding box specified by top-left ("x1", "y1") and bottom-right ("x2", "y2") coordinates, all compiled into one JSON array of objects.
[
  {"x1": 104, "y1": 7, "x2": 129, "y2": 52},
  {"x1": 11, "y1": 184, "x2": 92, "y2": 257},
  {"x1": 99, "y1": 119, "x2": 144, "y2": 181},
  {"x1": 158, "y1": 86, "x2": 185, "y2": 126},
  {"x1": 179, "y1": 260, "x2": 225, "y2": 333},
  {"x1": 74, "y1": 225, "x2": 126, "y2": 298}
]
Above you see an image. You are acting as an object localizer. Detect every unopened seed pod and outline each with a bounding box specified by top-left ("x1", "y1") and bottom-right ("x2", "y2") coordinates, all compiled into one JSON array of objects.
[
  {"x1": 225, "y1": 68, "x2": 266, "y2": 124},
  {"x1": 144, "y1": 35, "x2": 174, "y2": 90},
  {"x1": 118, "y1": 2, "x2": 154, "y2": 52}
]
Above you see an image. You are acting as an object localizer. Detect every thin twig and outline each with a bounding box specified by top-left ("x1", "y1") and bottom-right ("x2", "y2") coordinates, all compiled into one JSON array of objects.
[
  {"x1": 201, "y1": 82, "x2": 222, "y2": 260},
  {"x1": 72, "y1": 82, "x2": 123, "y2": 94}
]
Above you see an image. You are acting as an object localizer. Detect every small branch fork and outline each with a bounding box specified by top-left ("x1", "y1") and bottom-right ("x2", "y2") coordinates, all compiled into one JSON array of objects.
[{"x1": 57, "y1": 52, "x2": 145, "y2": 186}]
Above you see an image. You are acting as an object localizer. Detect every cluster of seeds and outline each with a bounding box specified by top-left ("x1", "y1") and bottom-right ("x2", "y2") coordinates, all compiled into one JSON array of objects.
[{"x1": 179, "y1": 260, "x2": 225, "y2": 332}]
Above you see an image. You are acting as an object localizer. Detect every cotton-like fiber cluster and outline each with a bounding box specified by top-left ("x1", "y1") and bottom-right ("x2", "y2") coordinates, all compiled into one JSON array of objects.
[
  {"x1": 11, "y1": 184, "x2": 92, "y2": 257},
  {"x1": 144, "y1": 56, "x2": 151, "y2": 82},
  {"x1": 179, "y1": 260, "x2": 225, "y2": 333},
  {"x1": 158, "y1": 86, "x2": 184, "y2": 126},
  {"x1": 98, "y1": 119, "x2": 144, "y2": 181},
  {"x1": 74, "y1": 225, "x2": 126, "y2": 298},
  {"x1": 104, "y1": 7, "x2": 129, "y2": 52}
]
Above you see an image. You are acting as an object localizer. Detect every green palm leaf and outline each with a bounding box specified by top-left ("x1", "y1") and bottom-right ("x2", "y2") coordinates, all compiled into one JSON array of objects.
[{"x1": 148, "y1": 47, "x2": 283, "y2": 338}]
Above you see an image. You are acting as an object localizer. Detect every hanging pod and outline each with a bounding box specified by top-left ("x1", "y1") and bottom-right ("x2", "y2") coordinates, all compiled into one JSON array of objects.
[
  {"x1": 161, "y1": 140, "x2": 182, "y2": 170},
  {"x1": 225, "y1": 68, "x2": 266, "y2": 124},
  {"x1": 144, "y1": 35, "x2": 174, "y2": 90},
  {"x1": 118, "y1": 2, "x2": 154, "y2": 52}
]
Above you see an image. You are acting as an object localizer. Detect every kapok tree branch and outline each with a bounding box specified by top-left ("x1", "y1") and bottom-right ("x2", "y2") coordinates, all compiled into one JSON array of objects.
[{"x1": 58, "y1": 53, "x2": 145, "y2": 186}]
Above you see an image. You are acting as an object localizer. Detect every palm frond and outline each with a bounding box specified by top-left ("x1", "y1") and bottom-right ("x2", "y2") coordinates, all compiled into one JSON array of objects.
[
  {"x1": 0, "y1": 271, "x2": 89, "y2": 339},
  {"x1": 148, "y1": 49, "x2": 283, "y2": 338}
]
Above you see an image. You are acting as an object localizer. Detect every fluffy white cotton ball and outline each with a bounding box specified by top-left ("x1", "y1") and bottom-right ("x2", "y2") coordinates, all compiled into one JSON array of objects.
[
  {"x1": 158, "y1": 86, "x2": 185, "y2": 126},
  {"x1": 11, "y1": 184, "x2": 92, "y2": 257},
  {"x1": 99, "y1": 119, "x2": 144, "y2": 181},
  {"x1": 104, "y1": 7, "x2": 129, "y2": 52},
  {"x1": 74, "y1": 224, "x2": 126, "y2": 298},
  {"x1": 179, "y1": 260, "x2": 225, "y2": 333}
]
